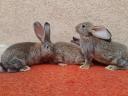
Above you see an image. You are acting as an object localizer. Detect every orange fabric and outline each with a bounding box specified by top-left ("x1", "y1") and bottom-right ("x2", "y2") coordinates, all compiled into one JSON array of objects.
[{"x1": 0, "y1": 64, "x2": 128, "y2": 96}]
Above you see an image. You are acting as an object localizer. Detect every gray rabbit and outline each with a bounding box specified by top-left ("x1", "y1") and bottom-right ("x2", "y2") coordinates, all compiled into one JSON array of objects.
[
  {"x1": 44, "y1": 22, "x2": 85, "y2": 66},
  {"x1": 74, "y1": 22, "x2": 128, "y2": 70},
  {"x1": 0, "y1": 22, "x2": 54, "y2": 72}
]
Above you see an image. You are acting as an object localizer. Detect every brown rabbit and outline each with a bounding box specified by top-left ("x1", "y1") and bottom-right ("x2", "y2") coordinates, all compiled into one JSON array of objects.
[
  {"x1": 75, "y1": 22, "x2": 128, "y2": 70},
  {"x1": 0, "y1": 22, "x2": 54, "y2": 72},
  {"x1": 44, "y1": 22, "x2": 85, "y2": 66}
]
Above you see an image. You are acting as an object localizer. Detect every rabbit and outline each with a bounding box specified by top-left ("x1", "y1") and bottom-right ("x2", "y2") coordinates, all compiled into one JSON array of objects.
[
  {"x1": 0, "y1": 21, "x2": 54, "y2": 72},
  {"x1": 74, "y1": 22, "x2": 128, "y2": 70},
  {"x1": 44, "y1": 22, "x2": 85, "y2": 67}
]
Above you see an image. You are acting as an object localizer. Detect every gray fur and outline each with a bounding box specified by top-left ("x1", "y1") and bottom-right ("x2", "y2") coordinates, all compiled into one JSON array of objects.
[
  {"x1": 0, "y1": 22, "x2": 54, "y2": 72},
  {"x1": 75, "y1": 22, "x2": 128, "y2": 70},
  {"x1": 53, "y1": 42, "x2": 84, "y2": 64},
  {"x1": 45, "y1": 22, "x2": 85, "y2": 66}
]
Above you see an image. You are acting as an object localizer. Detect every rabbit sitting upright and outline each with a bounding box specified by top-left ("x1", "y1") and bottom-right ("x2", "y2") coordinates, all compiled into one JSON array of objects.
[
  {"x1": 0, "y1": 21, "x2": 54, "y2": 72},
  {"x1": 74, "y1": 22, "x2": 128, "y2": 70},
  {"x1": 44, "y1": 22, "x2": 85, "y2": 66}
]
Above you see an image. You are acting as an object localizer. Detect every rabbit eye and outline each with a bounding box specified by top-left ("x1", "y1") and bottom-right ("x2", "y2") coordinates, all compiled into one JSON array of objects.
[{"x1": 82, "y1": 25, "x2": 85, "y2": 28}]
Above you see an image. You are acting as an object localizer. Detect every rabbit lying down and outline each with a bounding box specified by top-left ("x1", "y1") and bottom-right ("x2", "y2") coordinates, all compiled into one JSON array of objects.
[
  {"x1": 72, "y1": 22, "x2": 128, "y2": 70},
  {"x1": 0, "y1": 22, "x2": 55, "y2": 72}
]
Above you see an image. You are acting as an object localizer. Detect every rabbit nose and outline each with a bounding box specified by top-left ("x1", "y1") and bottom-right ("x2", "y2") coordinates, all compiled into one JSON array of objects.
[{"x1": 82, "y1": 25, "x2": 85, "y2": 28}]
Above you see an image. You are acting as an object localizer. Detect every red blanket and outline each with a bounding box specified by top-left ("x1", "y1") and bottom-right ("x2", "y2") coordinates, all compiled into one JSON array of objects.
[{"x1": 0, "y1": 64, "x2": 128, "y2": 96}]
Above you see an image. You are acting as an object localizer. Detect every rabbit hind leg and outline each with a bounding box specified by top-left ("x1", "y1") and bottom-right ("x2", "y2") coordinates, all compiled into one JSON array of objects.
[
  {"x1": 105, "y1": 65, "x2": 121, "y2": 70},
  {"x1": 7, "y1": 57, "x2": 30, "y2": 72},
  {"x1": 19, "y1": 66, "x2": 31, "y2": 72},
  {"x1": 105, "y1": 65, "x2": 128, "y2": 70},
  {"x1": 105, "y1": 57, "x2": 128, "y2": 70}
]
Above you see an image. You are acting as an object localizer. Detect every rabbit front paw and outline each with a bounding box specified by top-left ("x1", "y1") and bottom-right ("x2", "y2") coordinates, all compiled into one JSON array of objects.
[
  {"x1": 58, "y1": 63, "x2": 68, "y2": 67},
  {"x1": 80, "y1": 63, "x2": 90, "y2": 69}
]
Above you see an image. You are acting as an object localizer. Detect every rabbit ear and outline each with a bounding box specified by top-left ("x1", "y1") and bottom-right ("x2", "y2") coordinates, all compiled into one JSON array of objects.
[
  {"x1": 44, "y1": 22, "x2": 51, "y2": 42},
  {"x1": 91, "y1": 26, "x2": 112, "y2": 40},
  {"x1": 72, "y1": 36, "x2": 80, "y2": 41},
  {"x1": 71, "y1": 36, "x2": 80, "y2": 45},
  {"x1": 34, "y1": 21, "x2": 45, "y2": 42}
]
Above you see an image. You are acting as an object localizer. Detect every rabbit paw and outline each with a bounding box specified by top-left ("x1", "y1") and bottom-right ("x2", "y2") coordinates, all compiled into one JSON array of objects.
[
  {"x1": 58, "y1": 63, "x2": 68, "y2": 67},
  {"x1": 80, "y1": 63, "x2": 90, "y2": 69},
  {"x1": 19, "y1": 66, "x2": 31, "y2": 72},
  {"x1": 105, "y1": 65, "x2": 118, "y2": 70}
]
